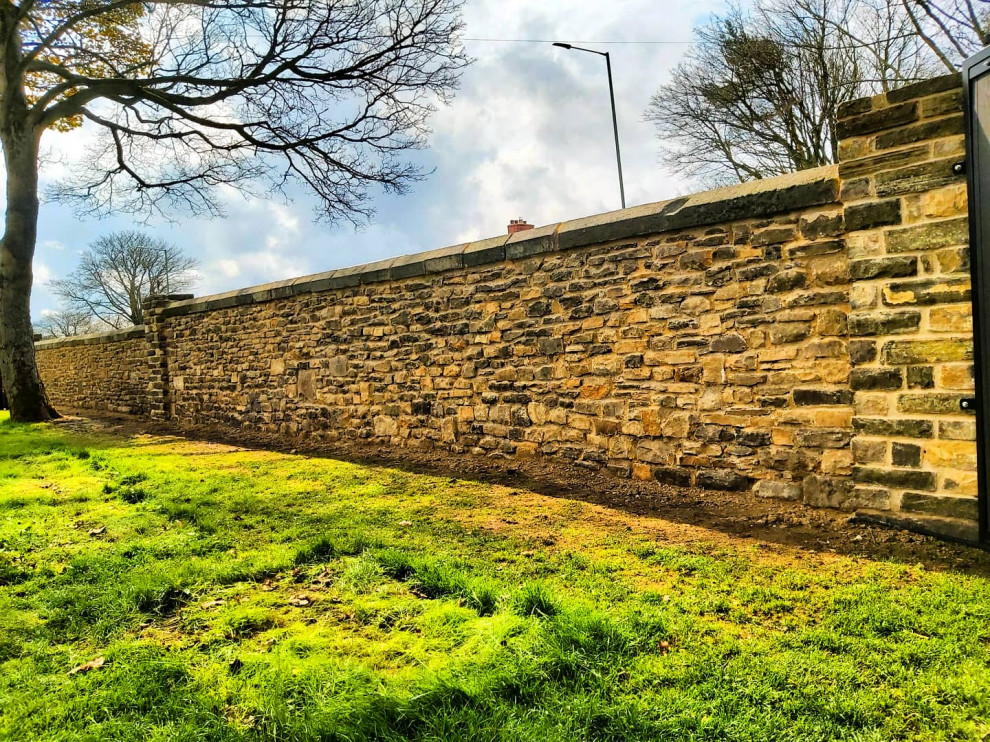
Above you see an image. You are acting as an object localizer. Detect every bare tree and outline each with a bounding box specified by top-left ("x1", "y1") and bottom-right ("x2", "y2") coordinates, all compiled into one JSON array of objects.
[
  {"x1": 901, "y1": 0, "x2": 990, "y2": 70},
  {"x1": 34, "y1": 307, "x2": 100, "y2": 338},
  {"x1": 646, "y1": 0, "x2": 939, "y2": 186},
  {"x1": 50, "y1": 231, "x2": 198, "y2": 328},
  {"x1": 0, "y1": 1, "x2": 468, "y2": 421}
]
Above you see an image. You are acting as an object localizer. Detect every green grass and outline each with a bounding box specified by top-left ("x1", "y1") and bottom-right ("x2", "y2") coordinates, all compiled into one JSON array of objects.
[{"x1": 1, "y1": 416, "x2": 990, "y2": 741}]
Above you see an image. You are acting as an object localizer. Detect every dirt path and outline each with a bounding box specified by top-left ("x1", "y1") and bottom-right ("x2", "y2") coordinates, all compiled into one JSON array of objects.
[{"x1": 52, "y1": 410, "x2": 990, "y2": 575}]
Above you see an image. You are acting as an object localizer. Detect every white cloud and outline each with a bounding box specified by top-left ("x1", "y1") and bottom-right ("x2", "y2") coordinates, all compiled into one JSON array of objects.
[{"x1": 34, "y1": 262, "x2": 53, "y2": 284}]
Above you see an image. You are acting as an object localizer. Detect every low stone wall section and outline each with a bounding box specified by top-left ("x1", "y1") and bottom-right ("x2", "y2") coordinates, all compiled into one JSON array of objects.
[{"x1": 35, "y1": 326, "x2": 150, "y2": 416}]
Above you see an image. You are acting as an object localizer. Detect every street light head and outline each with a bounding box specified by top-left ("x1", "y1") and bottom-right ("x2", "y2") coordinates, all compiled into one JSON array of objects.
[{"x1": 553, "y1": 42, "x2": 572, "y2": 49}]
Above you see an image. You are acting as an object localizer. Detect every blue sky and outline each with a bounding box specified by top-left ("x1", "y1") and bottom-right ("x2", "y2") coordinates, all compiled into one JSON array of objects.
[{"x1": 27, "y1": 0, "x2": 725, "y2": 318}]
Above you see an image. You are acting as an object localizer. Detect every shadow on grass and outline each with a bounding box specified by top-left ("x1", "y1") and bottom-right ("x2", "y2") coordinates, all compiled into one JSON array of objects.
[{"x1": 39, "y1": 413, "x2": 990, "y2": 577}]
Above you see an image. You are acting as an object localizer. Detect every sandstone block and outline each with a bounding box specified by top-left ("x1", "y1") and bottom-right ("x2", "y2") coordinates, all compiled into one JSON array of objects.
[
  {"x1": 848, "y1": 311, "x2": 920, "y2": 336},
  {"x1": 697, "y1": 469, "x2": 752, "y2": 491},
  {"x1": 852, "y1": 466, "x2": 936, "y2": 491},
  {"x1": 923, "y1": 440, "x2": 977, "y2": 470},
  {"x1": 886, "y1": 217, "x2": 968, "y2": 253},
  {"x1": 755, "y1": 479, "x2": 801, "y2": 500},
  {"x1": 882, "y1": 338, "x2": 972, "y2": 364}
]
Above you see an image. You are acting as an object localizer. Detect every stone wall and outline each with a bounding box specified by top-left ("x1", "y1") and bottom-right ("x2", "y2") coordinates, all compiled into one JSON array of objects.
[
  {"x1": 838, "y1": 74, "x2": 977, "y2": 528},
  {"x1": 35, "y1": 326, "x2": 150, "y2": 416},
  {"x1": 157, "y1": 167, "x2": 849, "y2": 500},
  {"x1": 34, "y1": 73, "x2": 980, "y2": 541}
]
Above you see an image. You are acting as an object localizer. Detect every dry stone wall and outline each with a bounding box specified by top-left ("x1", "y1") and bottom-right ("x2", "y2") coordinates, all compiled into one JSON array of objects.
[
  {"x1": 158, "y1": 169, "x2": 849, "y2": 500},
  {"x1": 35, "y1": 326, "x2": 150, "y2": 416},
  {"x1": 34, "y1": 73, "x2": 980, "y2": 541}
]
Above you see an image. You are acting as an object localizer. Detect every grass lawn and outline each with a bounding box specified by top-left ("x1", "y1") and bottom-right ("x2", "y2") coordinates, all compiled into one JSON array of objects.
[{"x1": 1, "y1": 417, "x2": 990, "y2": 741}]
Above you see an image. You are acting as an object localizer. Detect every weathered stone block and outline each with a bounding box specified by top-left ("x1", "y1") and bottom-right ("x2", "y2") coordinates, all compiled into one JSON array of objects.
[
  {"x1": 921, "y1": 89, "x2": 963, "y2": 118},
  {"x1": 850, "y1": 368, "x2": 902, "y2": 391},
  {"x1": 901, "y1": 492, "x2": 978, "y2": 520},
  {"x1": 769, "y1": 323, "x2": 811, "y2": 345},
  {"x1": 852, "y1": 438, "x2": 886, "y2": 464},
  {"x1": 767, "y1": 270, "x2": 807, "y2": 293},
  {"x1": 836, "y1": 101, "x2": 918, "y2": 139},
  {"x1": 849, "y1": 257, "x2": 917, "y2": 281},
  {"x1": 883, "y1": 277, "x2": 973, "y2": 308},
  {"x1": 939, "y1": 419, "x2": 976, "y2": 441},
  {"x1": 800, "y1": 211, "x2": 844, "y2": 239},
  {"x1": 852, "y1": 466, "x2": 936, "y2": 491},
  {"x1": 844, "y1": 200, "x2": 901, "y2": 232},
  {"x1": 752, "y1": 226, "x2": 797, "y2": 246},
  {"x1": 907, "y1": 365, "x2": 934, "y2": 389},
  {"x1": 874, "y1": 115, "x2": 963, "y2": 150},
  {"x1": 755, "y1": 479, "x2": 801, "y2": 500},
  {"x1": 882, "y1": 338, "x2": 972, "y2": 364},
  {"x1": 795, "y1": 428, "x2": 852, "y2": 448},
  {"x1": 787, "y1": 240, "x2": 844, "y2": 258},
  {"x1": 885, "y1": 73, "x2": 960, "y2": 103},
  {"x1": 904, "y1": 184, "x2": 968, "y2": 222},
  {"x1": 838, "y1": 145, "x2": 928, "y2": 179},
  {"x1": 848, "y1": 311, "x2": 920, "y2": 336},
  {"x1": 849, "y1": 340, "x2": 877, "y2": 364},
  {"x1": 937, "y1": 363, "x2": 973, "y2": 390},
  {"x1": 852, "y1": 417, "x2": 934, "y2": 438},
  {"x1": 885, "y1": 218, "x2": 968, "y2": 253},
  {"x1": 875, "y1": 158, "x2": 963, "y2": 198},
  {"x1": 793, "y1": 389, "x2": 854, "y2": 406},
  {"x1": 891, "y1": 442, "x2": 921, "y2": 467}
]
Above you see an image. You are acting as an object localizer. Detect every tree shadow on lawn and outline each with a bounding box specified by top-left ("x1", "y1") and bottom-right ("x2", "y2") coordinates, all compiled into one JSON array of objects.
[{"x1": 53, "y1": 411, "x2": 990, "y2": 578}]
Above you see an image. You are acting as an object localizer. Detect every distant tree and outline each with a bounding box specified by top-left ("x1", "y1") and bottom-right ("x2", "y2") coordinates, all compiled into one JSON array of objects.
[
  {"x1": 50, "y1": 231, "x2": 198, "y2": 328},
  {"x1": 34, "y1": 307, "x2": 100, "y2": 338},
  {"x1": 0, "y1": 0, "x2": 468, "y2": 422},
  {"x1": 646, "y1": 0, "x2": 940, "y2": 186}
]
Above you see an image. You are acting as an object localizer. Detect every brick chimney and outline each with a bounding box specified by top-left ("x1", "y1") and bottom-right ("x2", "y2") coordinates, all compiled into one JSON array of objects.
[{"x1": 507, "y1": 218, "x2": 534, "y2": 235}]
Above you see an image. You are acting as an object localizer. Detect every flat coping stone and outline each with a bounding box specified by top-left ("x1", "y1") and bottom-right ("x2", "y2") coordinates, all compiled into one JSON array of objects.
[
  {"x1": 150, "y1": 164, "x2": 840, "y2": 318},
  {"x1": 35, "y1": 325, "x2": 147, "y2": 350}
]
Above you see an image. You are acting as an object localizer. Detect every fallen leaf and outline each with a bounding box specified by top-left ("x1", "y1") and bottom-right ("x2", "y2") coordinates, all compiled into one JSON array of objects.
[
  {"x1": 69, "y1": 656, "x2": 106, "y2": 675},
  {"x1": 288, "y1": 594, "x2": 312, "y2": 607},
  {"x1": 87, "y1": 526, "x2": 106, "y2": 536}
]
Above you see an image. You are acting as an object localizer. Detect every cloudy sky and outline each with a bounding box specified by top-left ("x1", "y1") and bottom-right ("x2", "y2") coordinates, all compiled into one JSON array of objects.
[{"x1": 28, "y1": 0, "x2": 726, "y2": 317}]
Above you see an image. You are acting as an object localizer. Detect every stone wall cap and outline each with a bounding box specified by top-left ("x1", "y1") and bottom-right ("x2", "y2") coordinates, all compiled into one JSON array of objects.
[
  {"x1": 149, "y1": 164, "x2": 839, "y2": 317},
  {"x1": 35, "y1": 325, "x2": 146, "y2": 350}
]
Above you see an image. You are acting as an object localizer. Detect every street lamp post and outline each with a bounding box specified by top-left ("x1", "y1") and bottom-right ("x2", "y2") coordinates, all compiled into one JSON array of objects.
[{"x1": 553, "y1": 42, "x2": 626, "y2": 210}]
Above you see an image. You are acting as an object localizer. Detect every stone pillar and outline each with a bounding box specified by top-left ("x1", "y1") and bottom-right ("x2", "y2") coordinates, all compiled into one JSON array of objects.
[
  {"x1": 836, "y1": 73, "x2": 977, "y2": 538},
  {"x1": 142, "y1": 294, "x2": 193, "y2": 421}
]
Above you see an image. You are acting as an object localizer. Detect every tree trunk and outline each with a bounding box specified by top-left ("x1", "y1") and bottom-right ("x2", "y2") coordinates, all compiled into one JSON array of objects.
[{"x1": 0, "y1": 128, "x2": 58, "y2": 422}]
